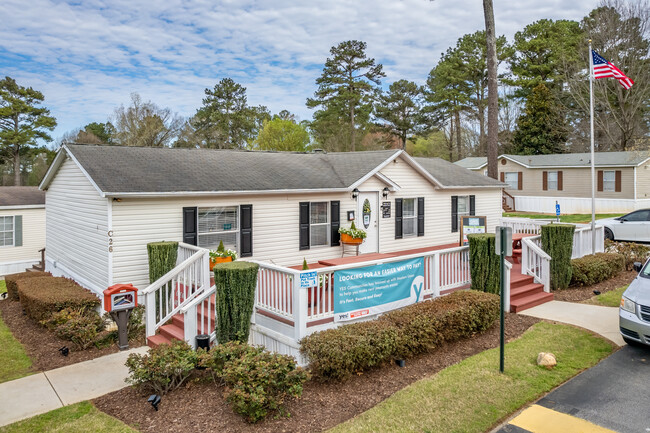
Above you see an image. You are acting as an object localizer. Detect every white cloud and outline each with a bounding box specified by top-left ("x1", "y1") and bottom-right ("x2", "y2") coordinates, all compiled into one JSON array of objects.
[{"x1": 0, "y1": 0, "x2": 598, "y2": 141}]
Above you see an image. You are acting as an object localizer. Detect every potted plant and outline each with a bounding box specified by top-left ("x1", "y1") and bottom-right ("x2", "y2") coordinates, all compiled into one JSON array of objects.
[
  {"x1": 338, "y1": 221, "x2": 367, "y2": 244},
  {"x1": 209, "y1": 241, "x2": 237, "y2": 271}
]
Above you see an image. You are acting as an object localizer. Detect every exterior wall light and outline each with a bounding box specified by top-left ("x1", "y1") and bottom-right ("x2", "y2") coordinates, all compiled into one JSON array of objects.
[
  {"x1": 382, "y1": 187, "x2": 390, "y2": 199},
  {"x1": 352, "y1": 188, "x2": 360, "y2": 200}
]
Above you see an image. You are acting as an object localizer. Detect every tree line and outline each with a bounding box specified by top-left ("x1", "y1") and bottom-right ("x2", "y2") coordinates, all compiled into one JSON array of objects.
[{"x1": 1, "y1": 0, "x2": 647, "y2": 186}]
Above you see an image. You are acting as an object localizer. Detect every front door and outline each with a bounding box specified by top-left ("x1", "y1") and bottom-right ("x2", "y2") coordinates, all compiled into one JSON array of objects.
[{"x1": 358, "y1": 192, "x2": 379, "y2": 254}]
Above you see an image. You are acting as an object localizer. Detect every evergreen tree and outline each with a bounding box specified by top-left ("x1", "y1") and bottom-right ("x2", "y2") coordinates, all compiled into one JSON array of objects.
[
  {"x1": 512, "y1": 83, "x2": 567, "y2": 155},
  {"x1": 0, "y1": 77, "x2": 56, "y2": 186},
  {"x1": 307, "y1": 40, "x2": 385, "y2": 151},
  {"x1": 375, "y1": 80, "x2": 427, "y2": 149}
]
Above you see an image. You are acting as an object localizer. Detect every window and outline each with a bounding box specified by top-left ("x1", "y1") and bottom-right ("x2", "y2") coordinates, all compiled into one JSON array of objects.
[
  {"x1": 403, "y1": 198, "x2": 417, "y2": 236},
  {"x1": 310, "y1": 202, "x2": 329, "y2": 247},
  {"x1": 504, "y1": 172, "x2": 519, "y2": 190},
  {"x1": 623, "y1": 210, "x2": 650, "y2": 222},
  {"x1": 603, "y1": 171, "x2": 616, "y2": 191},
  {"x1": 457, "y1": 195, "x2": 470, "y2": 220},
  {"x1": 0, "y1": 216, "x2": 14, "y2": 247},
  {"x1": 547, "y1": 171, "x2": 558, "y2": 190},
  {"x1": 197, "y1": 207, "x2": 239, "y2": 251}
]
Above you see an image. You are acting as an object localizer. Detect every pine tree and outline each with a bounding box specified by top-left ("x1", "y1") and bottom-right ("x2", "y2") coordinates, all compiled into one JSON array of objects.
[{"x1": 375, "y1": 80, "x2": 427, "y2": 149}]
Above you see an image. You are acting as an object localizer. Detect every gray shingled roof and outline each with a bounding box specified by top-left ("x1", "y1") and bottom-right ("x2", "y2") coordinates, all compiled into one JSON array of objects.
[
  {"x1": 414, "y1": 157, "x2": 505, "y2": 188},
  {"x1": 455, "y1": 151, "x2": 650, "y2": 169},
  {"x1": 453, "y1": 157, "x2": 487, "y2": 169},
  {"x1": 0, "y1": 187, "x2": 45, "y2": 206},
  {"x1": 64, "y1": 145, "x2": 401, "y2": 193}
]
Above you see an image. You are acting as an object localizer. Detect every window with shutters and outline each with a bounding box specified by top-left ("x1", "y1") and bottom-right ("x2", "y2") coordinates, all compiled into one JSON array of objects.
[
  {"x1": 310, "y1": 202, "x2": 329, "y2": 247},
  {"x1": 0, "y1": 216, "x2": 14, "y2": 247},
  {"x1": 197, "y1": 207, "x2": 239, "y2": 252},
  {"x1": 603, "y1": 170, "x2": 616, "y2": 191},
  {"x1": 547, "y1": 171, "x2": 558, "y2": 190},
  {"x1": 403, "y1": 198, "x2": 417, "y2": 236},
  {"x1": 457, "y1": 196, "x2": 470, "y2": 220},
  {"x1": 504, "y1": 172, "x2": 519, "y2": 190}
]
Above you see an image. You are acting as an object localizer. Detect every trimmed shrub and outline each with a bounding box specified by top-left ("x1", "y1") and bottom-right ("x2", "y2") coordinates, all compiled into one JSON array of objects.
[
  {"x1": 125, "y1": 340, "x2": 198, "y2": 395},
  {"x1": 5, "y1": 271, "x2": 49, "y2": 301},
  {"x1": 214, "y1": 261, "x2": 259, "y2": 343},
  {"x1": 300, "y1": 290, "x2": 499, "y2": 381},
  {"x1": 570, "y1": 253, "x2": 625, "y2": 287},
  {"x1": 200, "y1": 342, "x2": 308, "y2": 423},
  {"x1": 541, "y1": 223, "x2": 575, "y2": 290},
  {"x1": 147, "y1": 241, "x2": 178, "y2": 284},
  {"x1": 468, "y1": 234, "x2": 500, "y2": 294},
  {"x1": 17, "y1": 276, "x2": 100, "y2": 322},
  {"x1": 42, "y1": 308, "x2": 107, "y2": 350},
  {"x1": 605, "y1": 241, "x2": 650, "y2": 271},
  {"x1": 102, "y1": 304, "x2": 146, "y2": 342}
]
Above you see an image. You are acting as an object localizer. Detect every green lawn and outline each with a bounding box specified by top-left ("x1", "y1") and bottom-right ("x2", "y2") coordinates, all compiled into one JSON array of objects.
[
  {"x1": 0, "y1": 280, "x2": 6, "y2": 294},
  {"x1": 329, "y1": 322, "x2": 613, "y2": 433},
  {"x1": 591, "y1": 285, "x2": 628, "y2": 307},
  {"x1": 503, "y1": 212, "x2": 623, "y2": 224},
  {"x1": 0, "y1": 401, "x2": 136, "y2": 433},
  {"x1": 0, "y1": 310, "x2": 32, "y2": 383}
]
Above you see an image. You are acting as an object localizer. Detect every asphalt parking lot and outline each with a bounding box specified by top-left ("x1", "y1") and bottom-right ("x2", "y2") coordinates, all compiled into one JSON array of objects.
[{"x1": 497, "y1": 343, "x2": 650, "y2": 433}]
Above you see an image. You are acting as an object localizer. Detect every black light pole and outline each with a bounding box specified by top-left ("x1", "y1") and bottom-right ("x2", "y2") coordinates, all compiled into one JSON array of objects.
[{"x1": 499, "y1": 226, "x2": 506, "y2": 373}]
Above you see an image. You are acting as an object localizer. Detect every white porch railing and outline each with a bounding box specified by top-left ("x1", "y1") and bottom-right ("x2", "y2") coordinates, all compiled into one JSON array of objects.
[
  {"x1": 181, "y1": 285, "x2": 217, "y2": 347},
  {"x1": 572, "y1": 225, "x2": 605, "y2": 258},
  {"x1": 143, "y1": 243, "x2": 210, "y2": 338},
  {"x1": 521, "y1": 237, "x2": 551, "y2": 292},
  {"x1": 499, "y1": 217, "x2": 554, "y2": 234}
]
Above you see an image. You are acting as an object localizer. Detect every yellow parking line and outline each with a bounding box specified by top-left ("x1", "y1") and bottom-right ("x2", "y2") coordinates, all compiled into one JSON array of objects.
[{"x1": 510, "y1": 404, "x2": 616, "y2": 433}]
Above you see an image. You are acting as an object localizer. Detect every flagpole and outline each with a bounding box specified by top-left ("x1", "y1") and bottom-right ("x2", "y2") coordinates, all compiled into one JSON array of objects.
[{"x1": 589, "y1": 40, "x2": 596, "y2": 255}]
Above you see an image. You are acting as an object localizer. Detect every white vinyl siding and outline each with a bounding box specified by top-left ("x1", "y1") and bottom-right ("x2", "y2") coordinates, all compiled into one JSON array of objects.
[
  {"x1": 603, "y1": 170, "x2": 616, "y2": 191},
  {"x1": 198, "y1": 206, "x2": 239, "y2": 252},
  {"x1": 45, "y1": 157, "x2": 108, "y2": 294},
  {"x1": 0, "y1": 216, "x2": 13, "y2": 247},
  {"x1": 0, "y1": 207, "x2": 45, "y2": 268}
]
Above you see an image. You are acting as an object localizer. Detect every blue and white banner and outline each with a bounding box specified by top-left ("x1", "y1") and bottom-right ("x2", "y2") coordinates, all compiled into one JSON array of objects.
[{"x1": 333, "y1": 257, "x2": 425, "y2": 322}]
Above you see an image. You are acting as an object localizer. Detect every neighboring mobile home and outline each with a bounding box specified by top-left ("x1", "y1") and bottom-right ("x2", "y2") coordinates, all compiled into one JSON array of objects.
[
  {"x1": 455, "y1": 151, "x2": 650, "y2": 213},
  {"x1": 0, "y1": 187, "x2": 46, "y2": 275},
  {"x1": 40, "y1": 144, "x2": 504, "y2": 297}
]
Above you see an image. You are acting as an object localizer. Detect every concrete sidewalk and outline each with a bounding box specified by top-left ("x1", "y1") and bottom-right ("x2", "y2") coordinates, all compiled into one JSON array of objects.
[
  {"x1": 0, "y1": 346, "x2": 148, "y2": 427},
  {"x1": 519, "y1": 300, "x2": 624, "y2": 346}
]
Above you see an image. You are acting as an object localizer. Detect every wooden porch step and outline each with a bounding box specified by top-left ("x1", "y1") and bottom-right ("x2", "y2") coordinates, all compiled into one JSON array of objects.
[
  {"x1": 510, "y1": 282, "x2": 545, "y2": 301},
  {"x1": 159, "y1": 323, "x2": 185, "y2": 342},
  {"x1": 510, "y1": 291, "x2": 554, "y2": 313},
  {"x1": 147, "y1": 333, "x2": 173, "y2": 348},
  {"x1": 510, "y1": 272, "x2": 535, "y2": 289}
]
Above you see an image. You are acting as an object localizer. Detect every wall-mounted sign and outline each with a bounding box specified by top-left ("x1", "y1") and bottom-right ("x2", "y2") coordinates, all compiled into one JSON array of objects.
[
  {"x1": 333, "y1": 257, "x2": 424, "y2": 322},
  {"x1": 381, "y1": 201, "x2": 391, "y2": 218},
  {"x1": 223, "y1": 223, "x2": 232, "y2": 230},
  {"x1": 362, "y1": 199, "x2": 371, "y2": 228},
  {"x1": 460, "y1": 215, "x2": 487, "y2": 246},
  {"x1": 347, "y1": 210, "x2": 355, "y2": 221}
]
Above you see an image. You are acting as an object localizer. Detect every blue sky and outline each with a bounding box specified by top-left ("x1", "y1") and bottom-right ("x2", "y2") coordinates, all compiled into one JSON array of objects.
[{"x1": 1, "y1": 0, "x2": 598, "y2": 143}]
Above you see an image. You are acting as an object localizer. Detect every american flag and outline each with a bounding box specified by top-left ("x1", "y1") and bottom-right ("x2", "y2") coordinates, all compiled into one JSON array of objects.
[{"x1": 592, "y1": 50, "x2": 634, "y2": 89}]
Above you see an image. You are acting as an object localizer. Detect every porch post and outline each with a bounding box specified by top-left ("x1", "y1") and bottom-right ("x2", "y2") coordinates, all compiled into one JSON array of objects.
[
  {"x1": 431, "y1": 253, "x2": 440, "y2": 297},
  {"x1": 293, "y1": 272, "x2": 307, "y2": 341}
]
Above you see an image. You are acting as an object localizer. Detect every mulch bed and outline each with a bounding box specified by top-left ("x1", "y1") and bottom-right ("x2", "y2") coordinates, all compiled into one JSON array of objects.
[
  {"x1": 0, "y1": 298, "x2": 145, "y2": 371},
  {"x1": 94, "y1": 313, "x2": 539, "y2": 433},
  {"x1": 553, "y1": 270, "x2": 637, "y2": 303}
]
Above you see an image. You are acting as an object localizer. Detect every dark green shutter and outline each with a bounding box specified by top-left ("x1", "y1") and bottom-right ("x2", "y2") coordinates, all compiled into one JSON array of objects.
[
  {"x1": 395, "y1": 198, "x2": 403, "y2": 239},
  {"x1": 240, "y1": 204, "x2": 253, "y2": 257},
  {"x1": 330, "y1": 201, "x2": 340, "y2": 246},
  {"x1": 182, "y1": 207, "x2": 197, "y2": 245},
  {"x1": 469, "y1": 195, "x2": 475, "y2": 216},
  {"x1": 417, "y1": 197, "x2": 424, "y2": 237},
  {"x1": 451, "y1": 196, "x2": 458, "y2": 233},
  {"x1": 14, "y1": 215, "x2": 22, "y2": 247},
  {"x1": 299, "y1": 202, "x2": 310, "y2": 250}
]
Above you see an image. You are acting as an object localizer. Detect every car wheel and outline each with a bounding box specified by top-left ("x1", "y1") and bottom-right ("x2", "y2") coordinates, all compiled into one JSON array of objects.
[
  {"x1": 604, "y1": 227, "x2": 615, "y2": 241},
  {"x1": 623, "y1": 336, "x2": 642, "y2": 347}
]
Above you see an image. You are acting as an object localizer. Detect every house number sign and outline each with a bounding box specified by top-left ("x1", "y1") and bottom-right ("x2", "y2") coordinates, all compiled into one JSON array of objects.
[{"x1": 108, "y1": 230, "x2": 114, "y2": 253}]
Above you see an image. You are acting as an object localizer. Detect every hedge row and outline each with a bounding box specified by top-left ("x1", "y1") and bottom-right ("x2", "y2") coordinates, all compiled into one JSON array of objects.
[
  {"x1": 5, "y1": 271, "x2": 50, "y2": 301},
  {"x1": 300, "y1": 290, "x2": 500, "y2": 381},
  {"x1": 570, "y1": 252, "x2": 625, "y2": 287},
  {"x1": 17, "y1": 276, "x2": 100, "y2": 322}
]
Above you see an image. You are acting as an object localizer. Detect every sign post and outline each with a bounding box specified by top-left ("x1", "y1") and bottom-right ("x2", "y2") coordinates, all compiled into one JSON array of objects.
[
  {"x1": 555, "y1": 201, "x2": 560, "y2": 223},
  {"x1": 495, "y1": 226, "x2": 512, "y2": 373}
]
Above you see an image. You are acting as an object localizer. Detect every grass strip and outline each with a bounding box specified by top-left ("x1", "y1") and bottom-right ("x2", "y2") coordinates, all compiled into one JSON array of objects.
[
  {"x1": 592, "y1": 286, "x2": 628, "y2": 307},
  {"x1": 329, "y1": 322, "x2": 613, "y2": 433},
  {"x1": 503, "y1": 212, "x2": 623, "y2": 224},
  {"x1": 0, "y1": 280, "x2": 6, "y2": 294},
  {"x1": 0, "y1": 310, "x2": 32, "y2": 383},
  {"x1": 0, "y1": 401, "x2": 136, "y2": 433}
]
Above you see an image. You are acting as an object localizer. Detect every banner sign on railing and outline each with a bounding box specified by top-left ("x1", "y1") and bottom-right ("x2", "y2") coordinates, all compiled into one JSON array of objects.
[{"x1": 333, "y1": 257, "x2": 424, "y2": 322}]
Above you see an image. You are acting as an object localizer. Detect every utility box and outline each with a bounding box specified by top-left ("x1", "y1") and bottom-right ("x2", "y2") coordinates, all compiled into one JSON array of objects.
[{"x1": 103, "y1": 284, "x2": 138, "y2": 350}]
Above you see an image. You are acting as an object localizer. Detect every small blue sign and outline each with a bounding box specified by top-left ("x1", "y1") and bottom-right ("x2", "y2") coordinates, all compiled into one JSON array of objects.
[
  {"x1": 300, "y1": 271, "x2": 318, "y2": 288},
  {"x1": 223, "y1": 223, "x2": 232, "y2": 230},
  {"x1": 555, "y1": 203, "x2": 561, "y2": 216}
]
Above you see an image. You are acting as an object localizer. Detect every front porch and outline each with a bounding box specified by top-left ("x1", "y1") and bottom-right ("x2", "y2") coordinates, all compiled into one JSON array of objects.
[{"x1": 142, "y1": 218, "x2": 605, "y2": 363}]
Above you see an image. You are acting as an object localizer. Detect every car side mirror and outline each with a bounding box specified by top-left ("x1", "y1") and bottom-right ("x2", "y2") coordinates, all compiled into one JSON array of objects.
[{"x1": 634, "y1": 262, "x2": 643, "y2": 272}]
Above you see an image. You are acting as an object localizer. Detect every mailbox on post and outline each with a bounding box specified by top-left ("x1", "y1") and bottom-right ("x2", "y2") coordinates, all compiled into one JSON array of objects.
[{"x1": 103, "y1": 284, "x2": 138, "y2": 350}]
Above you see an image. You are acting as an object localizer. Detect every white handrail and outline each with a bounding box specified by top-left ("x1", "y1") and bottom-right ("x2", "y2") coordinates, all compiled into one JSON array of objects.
[
  {"x1": 521, "y1": 236, "x2": 551, "y2": 292},
  {"x1": 181, "y1": 284, "x2": 217, "y2": 348}
]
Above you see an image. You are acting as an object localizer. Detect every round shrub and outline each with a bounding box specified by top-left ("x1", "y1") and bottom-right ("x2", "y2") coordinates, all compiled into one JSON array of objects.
[
  {"x1": 570, "y1": 253, "x2": 625, "y2": 287},
  {"x1": 42, "y1": 307, "x2": 107, "y2": 350},
  {"x1": 214, "y1": 261, "x2": 259, "y2": 344}
]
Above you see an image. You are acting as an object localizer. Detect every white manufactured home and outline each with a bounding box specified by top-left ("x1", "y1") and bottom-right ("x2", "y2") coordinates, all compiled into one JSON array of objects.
[{"x1": 39, "y1": 144, "x2": 505, "y2": 296}]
